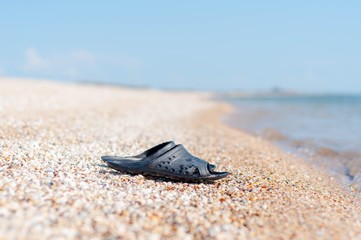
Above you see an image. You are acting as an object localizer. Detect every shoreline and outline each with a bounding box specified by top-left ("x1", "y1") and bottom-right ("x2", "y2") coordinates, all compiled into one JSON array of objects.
[
  {"x1": 223, "y1": 96, "x2": 361, "y2": 194},
  {"x1": 1, "y1": 77, "x2": 361, "y2": 239}
]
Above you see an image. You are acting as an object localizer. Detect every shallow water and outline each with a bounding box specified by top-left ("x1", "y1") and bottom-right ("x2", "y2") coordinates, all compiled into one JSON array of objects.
[{"x1": 224, "y1": 94, "x2": 361, "y2": 191}]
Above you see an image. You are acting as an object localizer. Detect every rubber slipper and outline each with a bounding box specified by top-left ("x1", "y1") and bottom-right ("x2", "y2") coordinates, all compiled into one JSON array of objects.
[
  {"x1": 101, "y1": 141, "x2": 216, "y2": 170},
  {"x1": 101, "y1": 143, "x2": 229, "y2": 182}
]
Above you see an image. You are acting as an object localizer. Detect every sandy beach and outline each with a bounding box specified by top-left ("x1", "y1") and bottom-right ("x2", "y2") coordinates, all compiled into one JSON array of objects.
[{"x1": 1, "y1": 77, "x2": 361, "y2": 239}]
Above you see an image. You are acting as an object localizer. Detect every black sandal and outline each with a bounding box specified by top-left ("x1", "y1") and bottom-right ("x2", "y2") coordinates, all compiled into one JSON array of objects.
[{"x1": 101, "y1": 142, "x2": 229, "y2": 182}]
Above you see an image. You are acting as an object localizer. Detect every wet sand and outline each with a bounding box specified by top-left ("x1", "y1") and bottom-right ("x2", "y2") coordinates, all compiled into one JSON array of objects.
[{"x1": 1, "y1": 77, "x2": 361, "y2": 239}]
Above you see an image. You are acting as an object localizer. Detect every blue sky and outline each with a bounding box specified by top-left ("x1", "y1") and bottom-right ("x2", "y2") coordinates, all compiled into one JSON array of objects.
[{"x1": 0, "y1": 1, "x2": 360, "y2": 92}]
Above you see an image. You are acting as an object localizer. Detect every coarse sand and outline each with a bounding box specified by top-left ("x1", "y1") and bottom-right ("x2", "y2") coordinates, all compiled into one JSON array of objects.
[{"x1": 1, "y1": 77, "x2": 361, "y2": 239}]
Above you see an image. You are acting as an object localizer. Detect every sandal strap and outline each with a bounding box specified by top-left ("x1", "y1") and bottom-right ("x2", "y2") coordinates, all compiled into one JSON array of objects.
[
  {"x1": 148, "y1": 144, "x2": 210, "y2": 177},
  {"x1": 136, "y1": 141, "x2": 175, "y2": 160}
]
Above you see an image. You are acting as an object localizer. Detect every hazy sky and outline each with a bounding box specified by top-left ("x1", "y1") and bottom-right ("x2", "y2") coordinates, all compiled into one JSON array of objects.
[{"x1": 1, "y1": 1, "x2": 360, "y2": 92}]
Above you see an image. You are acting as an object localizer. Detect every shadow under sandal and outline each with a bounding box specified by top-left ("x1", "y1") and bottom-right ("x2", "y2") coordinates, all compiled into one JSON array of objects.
[{"x1": 101, "y1": 143, "x2": 229, "y2": 182}]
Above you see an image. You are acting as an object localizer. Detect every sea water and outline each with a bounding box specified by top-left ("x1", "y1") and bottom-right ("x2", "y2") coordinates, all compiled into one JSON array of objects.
[{"x1": 225, "y1": 94, "x2": 361, "y2": 191}]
